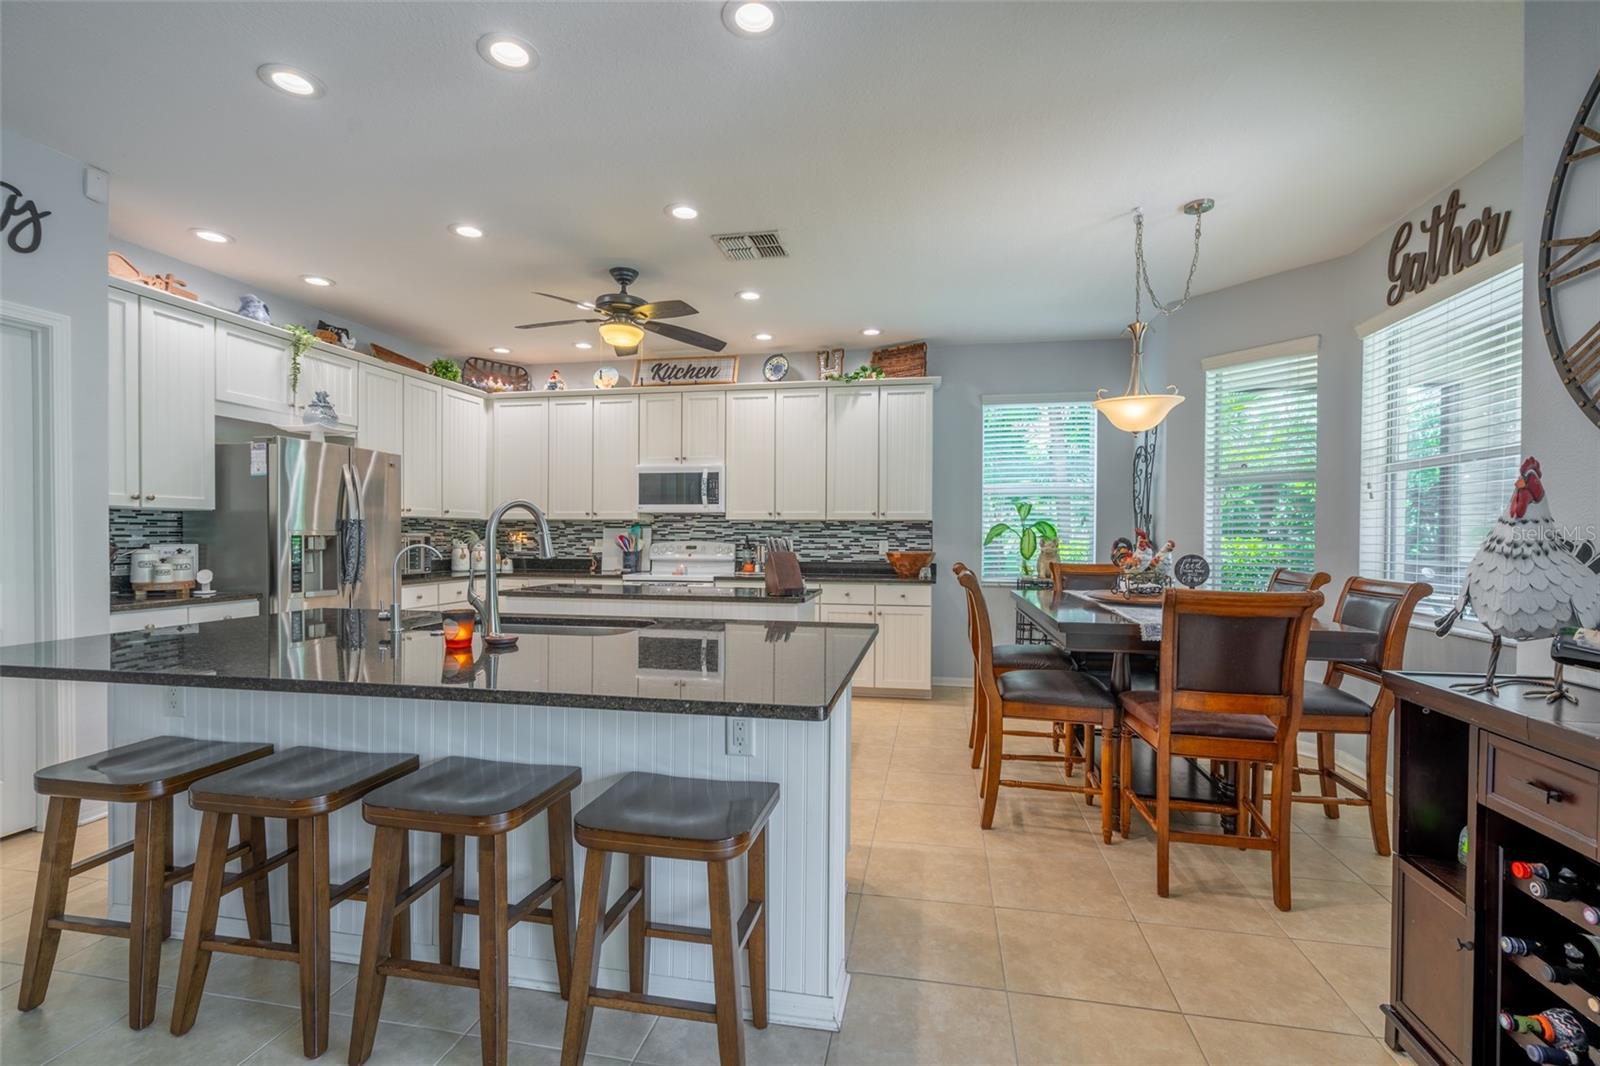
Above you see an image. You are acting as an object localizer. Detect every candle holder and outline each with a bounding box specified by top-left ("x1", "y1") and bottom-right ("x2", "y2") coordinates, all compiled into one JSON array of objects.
[{"x1": 441, "y1": 609, "x2": 476, "y2": 651}]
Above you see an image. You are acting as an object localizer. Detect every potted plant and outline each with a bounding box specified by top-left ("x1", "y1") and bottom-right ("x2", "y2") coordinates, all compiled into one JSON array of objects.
[
  {"x1": 429, "y1": 358, "x2": 462, "y2": 382},
  {"x1": 983, "y1": 499, "x2": 1058, "y2": 577},
  {"x1": 282, "y1": 324, "x2": 316, "y2": 398}
]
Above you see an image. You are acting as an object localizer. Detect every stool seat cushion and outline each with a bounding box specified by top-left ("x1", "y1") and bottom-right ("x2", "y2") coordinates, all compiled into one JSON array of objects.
[
  {"x1": 1119, "y1": 691, "x2": 1278, "y2": 742},
  {"x1": 188, "y1": 745, "x2": 419, "y2": 817},
  {"x1": 362, "y1": 757, "x2": 581, "y2": 833},
  {"x1": 1302, "y1": 681, "x2": 1375, "y2": 719},
  {"x1": 575, "y1": 772, "x2": 779, "y2": 861},
  {"x1": 34, "y1": 736, "x2": 274, "y2": 802},
  {"x1": 993, "y1": 643, "x2": 1070, "y2": 671}
]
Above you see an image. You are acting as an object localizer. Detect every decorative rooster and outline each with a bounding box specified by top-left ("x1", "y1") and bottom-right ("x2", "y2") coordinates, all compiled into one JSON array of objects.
[{"x1": 1436, "y1": 457, "x2": 1600, "y2": 700}]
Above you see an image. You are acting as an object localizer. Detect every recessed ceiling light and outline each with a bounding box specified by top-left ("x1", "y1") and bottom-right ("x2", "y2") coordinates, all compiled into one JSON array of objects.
[
  {"x1": 665, "y1": 203, "x2": 699, "y2": 221},
  {"x1": 191, "y1": 228, "x2": 233, "y2": 244},
  {"x1": 723, "y1": 1, "x2": 780, "y2": 36},
  {"x1": 301, "y1": 275, "x2": 334, "y2": 287},
  {"x1": 490, "y1": 346, "x2": 511, "y2": 355},
  {"x1": 754, "y1": 332, "x2": 773, "y2": 341},
  {"x1": 574, "y1": 342, "x2": 593, "y2": 350},
  {"x1": 861, "y1": 327, "x2": 881, "y2": 336},
  {"x1": 257, "y1": 64, "x2": 324, "y2": 98},
  {"x1": 450, "y1": 223, "x2": 484, "y2": 239},
  {"x1": 476, "y1": 33, "x2": 538, "y2": 72},
  {"x1": 737, "y1": 290, "x2": 761, "y2": 301}
]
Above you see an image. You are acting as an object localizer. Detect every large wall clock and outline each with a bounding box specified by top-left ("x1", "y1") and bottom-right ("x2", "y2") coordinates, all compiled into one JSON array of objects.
[{"x1": 1539, "y1": 65, "x2": 1600, "y2": 430}]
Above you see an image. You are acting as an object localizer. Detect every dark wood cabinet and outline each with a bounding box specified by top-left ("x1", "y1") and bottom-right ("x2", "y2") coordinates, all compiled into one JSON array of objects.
[{"x1": 1393, "y1": 860, "x2": 1472, "y2": 1065}]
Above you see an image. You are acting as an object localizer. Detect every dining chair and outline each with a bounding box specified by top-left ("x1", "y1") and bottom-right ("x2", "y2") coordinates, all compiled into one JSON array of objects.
[
  {"x1": 956, "y1": 567, "x2": 1116, "y2": 841},
  {"x1": 1267, "y1": 568, "x2": 1332, "y2": 593},
  {"x1": 1293, "y1": 576, "x2": 1432, "y2": 856},
  {"x1": 1117, "y1": 588, "x2": 1321, "y2": 910},
  {"x1": 1046, "y1": 562, "x2": 1129, "y2": 770}
]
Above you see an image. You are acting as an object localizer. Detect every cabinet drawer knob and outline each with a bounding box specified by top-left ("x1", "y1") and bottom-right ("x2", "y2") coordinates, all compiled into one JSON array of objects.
[
  {"x1": 1455, "y1": 938, "x2": 1474, "y2": 952},
  {"x1": 129, "y1": 494, "x2": 140, "y2": 500},
  {"x1": 145, "y1": 493, "x2": 156, "y2": 501},
  {"x1": 1528, "y1": 780, "x2": 1569, "y2": 804}
]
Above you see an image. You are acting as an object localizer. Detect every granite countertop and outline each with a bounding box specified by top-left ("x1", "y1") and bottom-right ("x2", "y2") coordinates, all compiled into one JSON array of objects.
[
  {"x1": 403, "y1": 564, "x2": 621, "y2": 586},
  {"x1": 110, "y1": 590, "x2": 260, "y2": 614},
  {"x1": 716, "y1": 561, "x2": 938, "y2": 585},
  {"x1": 505, "y1": 583, "x2": 821, "y2": 603},
  {"x1": 0, "y1": 608, "x2": 877, "y2": 721}
]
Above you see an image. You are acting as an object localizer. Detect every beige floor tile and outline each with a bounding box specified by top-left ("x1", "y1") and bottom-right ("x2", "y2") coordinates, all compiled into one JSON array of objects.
[
  {"x1": 845, "y1": 892, "x2": 861, "y2": 950},
  {"x1": 1008, "y1": 993, "x2": 1204, "y2": 1065},
  {"x1": 0, "y1": 820, "x2": 109, "y2": 874},
  {"x1": 1292, "y1": 801, "x2": 1394, "y2": 842},
  {"x1": 635, "y1": 1015, "x2": 830, "y2": 1065},
  {"x1": 881, "y1": 769, "x2": 979, "y2": 807},
  {"x1": 861, "y1": 842, "x2": 991, "y2": 905},
  {"x1": 846, "y1": 845, "x2": 868, "y2": 893},
  {"x1": 329, "y1": 966, "x2": 485, "y2": 1033},
  {"x1": 243, "y1": 1015, "x2": 461, "y2": 1065},
  {"x1": 57, "y1": 936, "x2": 182, "y2": 987},
  {"x1": 1264, "y1": 877, "x2": 1392, "y2": 947},
  {"x1": 491, "y1": 985, "x2": 656, "y2": 1061},
  {"x1": 1142, "y1": 925, "x2": 1366, "y2": 1034},
  {"x1": 0, "y1": 831, "x2": 43, "y2": 870},
  {"x1": 851, "y1": 798, "x2": 880, "y2": 845},
  {"x1": 1296, "y1": 940, "x2": 1391, "y2": 1039},
  {"x1": 848, "y1": 895, "x2": 1005, "y2": 988},
  {"x1": 873, "y1": 802, "x2": 985, "y2": 850},
  {"x1": 52, "y1": 987, "x2": 299, "y2": 1065},
  {"x1": 852, "y1": 710, "x2": 902, "y2": 746},
  {"x1": 985, "y1": 838, "x2": 1131, "y2": 920},
  {"x1": 888, "y1": 744, "x2": 983, "y2": 777},
  {"x1": 994, "y1": 909, "x2": 1176, "y2": 1009},
  {"x1": 1102, "y1": 840, "x2": 1283, "y2": 937},
  {"x1": 1, "y1": 866, "x2": 44, "y2": 919},
  {"x1": 850, "y1": 743, "x2": 893, "y2": 779},
  {"x1": 826, "y1": 974, "x2": 1015, "y2": 1066},
  {"x1": 1185, "y1": 1016, "x2": 1399, "y2": 1065},
  {"x1": 0, "y1": 960, "x2": 19, "y2": 989},
  {"x1": 1373, "y1": 880, "x2": 1392, "y2": 902},
  {"x1": 889, "y1": 723, "x2": 973, "y2": 750},
  {"x1": 983, "y1": 792, "x2": 1092, "y2": 836},
  {"x1": 1217, "y1": 833, "x2": 1365, "y2": 887},
  {"x1": 0, "y1": 881, "x2": 106, "y2": 965},
  {"x1": 0, "y1": 971, "x2": 127, "y2": 1065},
  {"x1": 187, "y1": 951, "x2": 358, "y2": 1009},
  {"x1": 439, "y1": 1034, "x2": 627, "y2": 1066},
  {"x1": 1311, "y1": 834, "x2": 1397, "y2": 887}
]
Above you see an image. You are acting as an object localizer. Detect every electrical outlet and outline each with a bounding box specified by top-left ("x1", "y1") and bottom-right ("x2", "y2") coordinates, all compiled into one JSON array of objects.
[
  {"x1": 163, "y1": 686, "x2": 183, "y2": 718},
  {"x1": 725, "y1": 717, "x2": 753, "y2": 757}
]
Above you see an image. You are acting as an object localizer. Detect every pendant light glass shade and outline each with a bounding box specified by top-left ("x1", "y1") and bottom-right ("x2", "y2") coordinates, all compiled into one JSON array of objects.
[
  {"x1": 1093, "y1": 320, "x2": 1185, "y2": 432},
  {"x1": 598, "y1": 319, "x2": 645, "y2": 348}
]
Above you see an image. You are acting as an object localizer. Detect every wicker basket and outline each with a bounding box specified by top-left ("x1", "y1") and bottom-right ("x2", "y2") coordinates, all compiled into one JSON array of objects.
[
  {"x1": 870, "y1": 341, "x2": 927, "y2": 377},
  {"x1": 462, "y1": 357, "x2": 530, "y2": 392}
]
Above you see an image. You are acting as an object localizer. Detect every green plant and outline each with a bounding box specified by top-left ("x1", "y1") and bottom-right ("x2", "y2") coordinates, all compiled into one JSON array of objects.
[
  {"x1": 983, "y1": 499, "x2": 1058, "y2": 577},
  {"x1": 429, "y1": 358, "x2": 462, "y2": 382},
  {"x1": 841, "y1": 364, "x2": 886, "y2": 382},
  {"x1": 282, "y1": 324, "x2": 316, "y2": 396}
]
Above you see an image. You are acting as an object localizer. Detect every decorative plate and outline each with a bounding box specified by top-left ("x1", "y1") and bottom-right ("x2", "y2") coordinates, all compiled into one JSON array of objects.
[
  {"x1": 762, "y1": 353, "x2": 789, "y2": 382},
  {"x1": 592, "y1": 366, "x2": 620, "y2": 389},
  {"x1": 1539, "y1": 65, "x2": 1600, "y2": 430}
]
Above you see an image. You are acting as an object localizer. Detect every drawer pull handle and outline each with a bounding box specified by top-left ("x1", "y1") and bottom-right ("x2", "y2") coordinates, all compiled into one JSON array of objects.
[
  {"x1": 1528, "y1": 780, "x2": 1569, "y2": 804},
  {"x1": 1456, "y1": 938, "x2": 1474, "y2": 952}
]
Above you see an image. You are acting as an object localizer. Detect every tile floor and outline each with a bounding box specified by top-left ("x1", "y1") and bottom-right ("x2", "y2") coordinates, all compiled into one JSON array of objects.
[{"x1": 0, "y1": 688, "x2": 1404, "y2": 1065}]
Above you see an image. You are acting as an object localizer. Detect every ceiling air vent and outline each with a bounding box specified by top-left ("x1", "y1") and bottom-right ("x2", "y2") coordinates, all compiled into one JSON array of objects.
[{"x1": 711, "y1": 231, "x2": 788, "y2": 261}]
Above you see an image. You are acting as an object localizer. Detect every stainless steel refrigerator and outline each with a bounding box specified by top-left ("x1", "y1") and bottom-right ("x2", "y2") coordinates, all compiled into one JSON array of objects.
[{"x1": 191, "y1": 437, "x2": 401, "y2": 613}]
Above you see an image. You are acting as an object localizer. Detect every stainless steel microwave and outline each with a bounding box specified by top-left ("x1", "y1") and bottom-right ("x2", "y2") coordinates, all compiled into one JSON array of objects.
[{"x1": 637, "y1": 464, "x2": 724, "y2": 514}]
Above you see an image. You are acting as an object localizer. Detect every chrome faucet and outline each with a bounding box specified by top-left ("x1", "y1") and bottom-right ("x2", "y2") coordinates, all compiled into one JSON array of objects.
[
  {"x1": 381, "y1": 542, "x2": 443, "y2": 637},
  {"x1": 470, "y1": 498, "x2": 555, "y2": 645}
]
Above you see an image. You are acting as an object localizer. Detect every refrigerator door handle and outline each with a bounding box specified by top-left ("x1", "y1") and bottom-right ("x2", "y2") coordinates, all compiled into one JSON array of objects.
[{"x1": 341, "y1": 463, "x2": 364, "y2": 595}]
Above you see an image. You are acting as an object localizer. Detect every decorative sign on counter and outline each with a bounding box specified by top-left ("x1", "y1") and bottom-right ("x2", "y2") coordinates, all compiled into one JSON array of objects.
[
  {"x1": 1385, "y1": 188, "x2": 1511, "y2": 307},
  {"x1": 634, "y1": 354, "x2": 740, "y2": 387},
  {"x1": 0, "y1": 180, "x2": 50, "y2": 254},
  {"x1": 1173, "y1": 553, "x2": 1210, "y2": 589}
]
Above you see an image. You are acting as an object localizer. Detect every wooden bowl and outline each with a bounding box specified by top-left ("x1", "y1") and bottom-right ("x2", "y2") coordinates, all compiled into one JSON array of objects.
[{"x1": 885, "y1": 551, "x2": 934, "y2": 579}]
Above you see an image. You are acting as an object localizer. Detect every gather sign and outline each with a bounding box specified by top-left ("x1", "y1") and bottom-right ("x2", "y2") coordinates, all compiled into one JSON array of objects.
[
  {"x1": 1385, "y1": 189, "x2": 1511, "y2": 307},
  {"x1": 634, "y1": 354, "x2": 740, "y2": 387}
]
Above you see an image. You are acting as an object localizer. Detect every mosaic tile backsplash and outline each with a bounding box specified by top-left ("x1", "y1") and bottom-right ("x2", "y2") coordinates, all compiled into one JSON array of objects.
[{"x1": 109, "y1": 508, "x2": 188, "y2": 591}]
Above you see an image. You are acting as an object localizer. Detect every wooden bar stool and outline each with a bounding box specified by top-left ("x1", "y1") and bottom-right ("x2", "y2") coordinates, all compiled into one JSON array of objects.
[
  {"x1": 170, "y1": 745, "x2": 419, "y2": 1057},
  {"x1": 561, "y1": 772, "x2": 780, "y2": 1066},
  {"x1": 17, "y1": 736, "x2": 274, "y2": 1030},
  {"x1": 347, "y1": 757, "x2": 582, "y2": 1066}
]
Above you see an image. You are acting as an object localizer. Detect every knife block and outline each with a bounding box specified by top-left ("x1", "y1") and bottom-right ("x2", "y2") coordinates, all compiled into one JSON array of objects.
[{"x1": 765, "y1": 551, "x2": 804, "y2": 596}]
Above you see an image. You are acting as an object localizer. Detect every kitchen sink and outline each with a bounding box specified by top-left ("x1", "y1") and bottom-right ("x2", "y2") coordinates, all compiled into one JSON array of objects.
[{"x1": 412, "y1": 615, "x2": 657, "y2": 638}]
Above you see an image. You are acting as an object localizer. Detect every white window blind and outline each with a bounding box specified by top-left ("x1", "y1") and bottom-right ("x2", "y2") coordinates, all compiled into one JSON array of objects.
[
  {"x1": 1203, "y1": 351, "x2": 1320, "y2": 590},
  {"x1": 980, "y1": 401, "x2": 1096, "y2": 580},
  {"x1": 1359, "y1": 264, "x2": 1522, "y2": 616}
]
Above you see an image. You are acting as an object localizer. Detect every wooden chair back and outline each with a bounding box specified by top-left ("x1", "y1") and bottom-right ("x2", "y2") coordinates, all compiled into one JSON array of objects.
[
  {"x1": 1267, "y1": 568, "x2": 1332, "y2": 593},
  {"x1": 1157, "y1": 589, "x2": 1322, "y2": 747},
  {"x1": 1325, "y1": 576, "x2": 1433, "y2": 687},
  {"x1": 1050, "y1": 562, "x2": 1123, "y2": 596},
  {"x1": 955, "y1": 566, "x2": 1003, "y2": 711}
]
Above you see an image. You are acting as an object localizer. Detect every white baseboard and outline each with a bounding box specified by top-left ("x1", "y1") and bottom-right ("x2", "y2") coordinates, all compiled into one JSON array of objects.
[{"x1": 932, "y1": 676, "x2": 974, "y2": 688}]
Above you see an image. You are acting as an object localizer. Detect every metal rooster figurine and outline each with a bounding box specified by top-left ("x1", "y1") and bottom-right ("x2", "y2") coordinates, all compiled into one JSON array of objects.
[{"x1": 1436, "y1": 457, "x2": 1600, "y2": 701}]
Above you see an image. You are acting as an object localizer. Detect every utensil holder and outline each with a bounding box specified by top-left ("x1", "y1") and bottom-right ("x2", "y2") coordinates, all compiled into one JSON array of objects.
[{"x1": 622, "y1": 550, "x2": 641, "y2": 573}]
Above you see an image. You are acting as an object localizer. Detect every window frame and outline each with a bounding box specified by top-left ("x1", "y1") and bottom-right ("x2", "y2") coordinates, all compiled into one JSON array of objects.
[{"x1": 978, "y1": 393, "x2": 1098, "y2": 583}]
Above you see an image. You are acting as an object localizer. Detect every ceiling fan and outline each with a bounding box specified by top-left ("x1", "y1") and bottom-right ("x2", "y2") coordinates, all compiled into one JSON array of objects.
[{"x1": 515, "y1": 266, "x2": 727, "y2": 356}]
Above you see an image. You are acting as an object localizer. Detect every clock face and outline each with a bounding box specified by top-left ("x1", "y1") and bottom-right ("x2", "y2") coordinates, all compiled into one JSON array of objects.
[
  {"x1": 1539, "y1": 65, "x2": 1600, "y2": 431},
  {"x1": 762, "y1": 354, "x2": 789, "y2": 382}
]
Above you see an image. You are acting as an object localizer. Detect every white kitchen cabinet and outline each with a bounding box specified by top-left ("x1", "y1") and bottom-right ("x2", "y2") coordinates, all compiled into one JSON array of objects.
[
  {"x1": 638, "y1": 390, "x2": 724, "y2": 465},
  {"x1": 725, "y1": 390, "x2": 777, "y2": 519},
  {"x1": 592, "y1": 394, "x2": 639, "y2": 519},
  {"x1": 441, "y1": 390, "x2": 488, "y2": 518},
  {"x1": 402, "y1": 378, "x2": 443, "y2": 517},
  {"x1": 878, "y1": 384, "x2": 933, "y2": 520},
  {"x1": 107, "y1": 288, "x2": 142, "y2": 507},
  {"x1": 547, "y1": 397, "x2": 595, "y2": 519},
  {"x1": 298, "y1": 348, "x2": 359, "y2": 425},
  {"x1": 137, "y1": 298, "x2": 216, "y2": 509},
  {"x1": 820, "y1": 603, "x2": 877, "y2": 688},
  {"x1": 682, "y1": 391, "x2": 726, "y2": 462},
  {"x1": 185, "y1": 599, "x2": 261, "y2": 624},
  {"x1": 109, "y1": 597, "x2": 260, "y2": 634},
  {"x1": 825, "y1": 386, "x2": 880, "y2": 520},
  {"x1": 491, "y1": 397, "x2": 549, "y2": 510},
  {"x1": 215, "y1": 321, "x2": 291, "y2": 413},
  {"x1": 873, "y1": 604, "x2": 933, "y2": 692},
  {"x1": 775, "y1": 388, "x2": 828, "y2": 520},
  {"x1": 356, "y1": 364, "x2": 404, "y2": 457}
]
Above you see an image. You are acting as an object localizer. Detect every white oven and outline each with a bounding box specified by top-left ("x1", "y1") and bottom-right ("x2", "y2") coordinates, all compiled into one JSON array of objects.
[{"x1": 637, "y1": 464, "x2": 723, "y2": 514}]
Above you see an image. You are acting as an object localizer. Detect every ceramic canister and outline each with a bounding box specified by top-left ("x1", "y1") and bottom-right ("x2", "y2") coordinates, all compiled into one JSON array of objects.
[
  {"x1": 129, "y1": 549, "x2": 161, "y2": 584},
  {"x1": 149, "y1": 562, "x2": 177, "y2": 583},
  {"x1": 167, "y1": 554, "x2": 197, "y2": 582}
]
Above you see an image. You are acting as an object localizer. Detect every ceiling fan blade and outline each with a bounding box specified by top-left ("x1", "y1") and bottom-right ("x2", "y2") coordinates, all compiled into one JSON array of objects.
[
  {"x1": 634, "y1": 299, "x2": 697, "y2": 320},
  {"x1": 531, "y1": 290, "x2": 596, "y2": 308},
  {"x1": 514, "y1": 317, "x2": 602, "y2": 329},
  {"x1": 642, "y1": 320, "x2": 727, "y2": 352}
]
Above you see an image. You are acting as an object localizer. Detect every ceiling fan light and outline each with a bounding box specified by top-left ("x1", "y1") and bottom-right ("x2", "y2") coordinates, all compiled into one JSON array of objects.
[
  {"x1": 598, "y1": 320, "x2": 645, "y2": 348},
  {"x1": 1092, "y1": 391, "x2": 1185, "y2": 433}
]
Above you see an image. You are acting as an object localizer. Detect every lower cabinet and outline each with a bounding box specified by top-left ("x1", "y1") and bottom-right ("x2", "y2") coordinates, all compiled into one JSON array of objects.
[
  {"x1": 820, "y1": 603, "x2": 879, "y2": 688},
  {"x1": 108, "y1": 597, "x2": 260, "y2": 634},
  {"x1": 1392, "y1": 861, "x2": 1472, "y2": 1064},
  {"x1": 818, "y1": 582, "x2": 932, "y2": 694}
]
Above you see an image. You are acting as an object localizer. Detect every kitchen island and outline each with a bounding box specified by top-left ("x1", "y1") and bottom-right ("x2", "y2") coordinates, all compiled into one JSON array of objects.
[
  {"x1": 503, "y1": 581, "x2": 822, "y2": 622},
  {"x1": 0, "y1": 608, "x2": 874, "y2": 1030}
]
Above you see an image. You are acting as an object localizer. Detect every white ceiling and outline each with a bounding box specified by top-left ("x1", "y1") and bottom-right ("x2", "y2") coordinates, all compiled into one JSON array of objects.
[{"x1": 1, "y1": 1, "x2": 1522, "y2": 364}]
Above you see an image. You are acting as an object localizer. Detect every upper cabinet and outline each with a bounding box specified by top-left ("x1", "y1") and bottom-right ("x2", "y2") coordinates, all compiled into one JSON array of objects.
[
  {"x1": 638, "y1": 390, "x2": 724, "y2": 464},
  {"x1": 681, "y1": 390, "x2": 726, "y2": 463},
  {"x1": 547, "y1": 396, "x2": 596, "y2": 519},
  {"x1": 215, "y1": 322, "x2": 291, "y2": 412},
  {"x1": 131, "y1": 298, "x2": 216, "y2": 509},
  {"x1": 878, "y1": 384, "x2": 933, "y2": 520},
  {"x1": 826, "y1": 386, "x2": 880, "y2": 519},
  {"x1": 107, "y1": 289, "x2": 142, "y2": 507},
  {"x1": 299, "y1": 348, "x2": 359, "y2": 426},
  {"x1": 775, "y1": 388, "x2": 827, "y2": 519},
  {"x1": 491, "y1": 397, "x2": 549, "y2": 511},
  {"x1": 440, "y1": 390, "x2": 487, "y2": 518},
  {"x1": 725, "y1": 390, "x2": 777, "y2": 519},
  {"x1": 356, "y1": 364, "x2": 404, "y2": 457},
  {"x1": 592, "y1": 394, "x2": 640, "y2": 519},
  {"x1": 401, "y1": 378, "x2": 442, "y2": 517}
]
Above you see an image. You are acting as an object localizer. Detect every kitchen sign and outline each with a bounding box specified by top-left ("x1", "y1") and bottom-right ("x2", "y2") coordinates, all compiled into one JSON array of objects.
[
  {"x1": 0, "y1": 180, "x2": 51, "y2": 254},
  {"x1": 634, "y1": 354, "x2": 740, "y2": 387},
  {"x1": 1385, "y1": 188, "x2": 1511, "y2": 307}
]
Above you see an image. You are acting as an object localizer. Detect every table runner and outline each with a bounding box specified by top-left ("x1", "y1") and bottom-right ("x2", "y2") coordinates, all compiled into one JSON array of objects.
[{"x1": 1067, "y1": 591, "x2": 1164, "y2": 640}]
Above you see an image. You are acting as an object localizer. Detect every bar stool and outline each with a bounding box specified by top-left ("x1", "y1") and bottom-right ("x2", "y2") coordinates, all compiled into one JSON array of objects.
[
  {"x1": 170, "y1": 745, "x2": 419, "y2": 1057},
  {"x1": 17, "y1": 736, "x2": 274, "y2": 1029},
  {"x1": 561, "y1": 772, "x2": 780, "y2": 1066},
  {"x1": 346, "y1": 757, "x2": 582, "y2": 1066}
]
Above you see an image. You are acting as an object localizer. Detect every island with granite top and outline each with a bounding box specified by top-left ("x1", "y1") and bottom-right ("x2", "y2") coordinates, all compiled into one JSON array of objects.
[{"x1": 0, "y1": 607, "x2": 875, "y2": 1030}]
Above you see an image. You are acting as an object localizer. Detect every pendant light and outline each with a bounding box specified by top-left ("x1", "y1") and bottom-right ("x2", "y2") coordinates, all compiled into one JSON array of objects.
[
  {"x1": 1093, "y1": 199, "x2": 1212, "y2": 433},
  {"x1": 598, "y1": 318, "x2": 645, "y2": 349}
]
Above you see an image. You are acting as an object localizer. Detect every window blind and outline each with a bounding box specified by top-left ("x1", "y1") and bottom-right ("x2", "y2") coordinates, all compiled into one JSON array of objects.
[
  {"x1": 1359, "y1": 264, "x2": 1523, "y2": 616},
  {"x1": 1203, "y1": 351, "x2": 1320, "y2": 590},
  {"x1": 980, "y1": 401, "x2": 1096, "y2": 580}
]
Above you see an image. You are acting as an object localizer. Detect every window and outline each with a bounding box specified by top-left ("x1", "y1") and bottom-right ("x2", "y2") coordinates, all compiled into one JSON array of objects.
[
  {"x1": 1203, "y1": 346, "x2": 1320, "y2": 591},
  {"x1": 980, "y1": 399, "x2": 1096, "y2": 580},
  {"x1": 1360, "y1": 264, "x2": 1522, "y2": 615}
]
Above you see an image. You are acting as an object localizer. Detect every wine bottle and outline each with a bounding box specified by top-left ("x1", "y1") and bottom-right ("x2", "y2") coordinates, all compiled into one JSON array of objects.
[
  {"x1": 1525, "y1": 1044, "x2": 1581, "y2": 1065},
  {"x1": 1514, "y1": 861, "x2": 1555, "y2": 881},
  {"x1": 1529, "y1": 868, "x2": 1586, "y2": 901},
  {"x1": 1503, "y1": 937, "x2": 1551, "y2": 957},
  {"x1": 1500, "y1": 1008, "x2": 1589, "y2": 1053}
]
